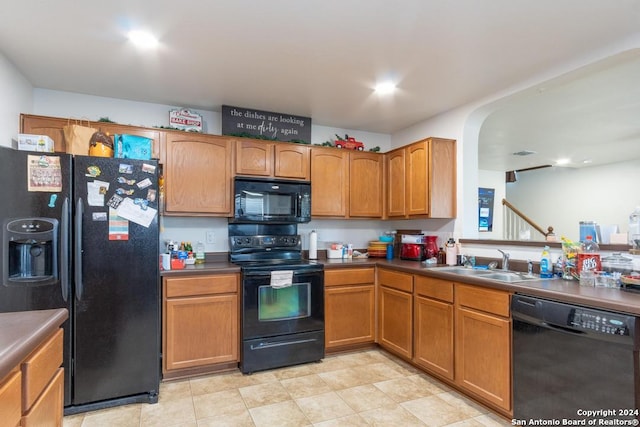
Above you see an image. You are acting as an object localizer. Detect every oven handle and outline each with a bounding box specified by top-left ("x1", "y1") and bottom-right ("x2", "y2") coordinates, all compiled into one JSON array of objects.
[
  {"x1": 250, "y1": 338, "x2": 318, "y2": 350},
  {"x1": 242, "y1": 269, "x2": 324, "y2": 277}
]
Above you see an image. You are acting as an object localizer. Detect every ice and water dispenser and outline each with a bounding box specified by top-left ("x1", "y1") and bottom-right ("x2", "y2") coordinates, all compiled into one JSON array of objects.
[{"x1": 3, "y1": 218, "x2": 58, "y2": 286}]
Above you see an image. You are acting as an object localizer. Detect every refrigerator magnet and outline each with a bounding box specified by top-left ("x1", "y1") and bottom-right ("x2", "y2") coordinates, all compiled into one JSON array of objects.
[
  {"x1": 146, "y1": 189, "x2": 157, "y2": 202},
  {"x1": 48, "y1": 194, "x2": 57, "y2": 208},
  {"x1": 142, "y1": 163, "x2": 156, "y2": 174},
  {"x1": 92, "y1": 212, "x2": 108, "y2": 221},
  {"x1": 85, "y1": 166, "x2": 101, "y2": 177},
  {"x1": 136, "y1": 178, "x2": 152, "y2": 189},
  {"x1": 117, "y1": 176, "x2": 136, "y2": 185},
  {"x1": 115, "y1": 188, "x2": 135, "y2": 196},
  {"x1": 107, "y1": 194, "x2": 124, "y2": 209},
  {"x1": 118, "y1": 163, "x2": 134, "y2": 174}
]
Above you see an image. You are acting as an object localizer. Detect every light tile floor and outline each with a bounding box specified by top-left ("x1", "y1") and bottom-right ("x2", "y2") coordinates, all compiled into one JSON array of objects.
[{"x1": 63, "y1": 349, "x2": 511, "y2": 427}]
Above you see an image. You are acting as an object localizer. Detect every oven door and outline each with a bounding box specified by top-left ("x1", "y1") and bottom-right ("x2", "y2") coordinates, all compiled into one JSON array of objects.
[{"x1": 242, "y1": 268, "x2": 324, "y2": 340}]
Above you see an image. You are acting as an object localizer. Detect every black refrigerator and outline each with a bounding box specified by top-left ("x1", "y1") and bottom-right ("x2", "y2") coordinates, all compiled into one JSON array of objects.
[{"x1": 0, "y1": 145, "x2": 160, "y2": 414}]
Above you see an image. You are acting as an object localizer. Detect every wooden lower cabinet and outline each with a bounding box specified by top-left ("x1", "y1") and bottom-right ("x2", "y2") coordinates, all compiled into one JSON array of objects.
[
  {"x1": 0, "y1": 327, "x2": 64, "y2": 427},
  {"x1": 455, "y1": 283, "x2": 511, "y2": 413},
  {"x1": 413, "y1": 276, "x2": 454, "y2": 381},
  {"x1": 324, "y1": 268, "x2": 375, "y2": 351},
  {"x1": 163, "y1": 274, "x2": 239, "y2": 378},
  {"x1": 377, "y1": 269, "x2": 413, "y2": 360}
]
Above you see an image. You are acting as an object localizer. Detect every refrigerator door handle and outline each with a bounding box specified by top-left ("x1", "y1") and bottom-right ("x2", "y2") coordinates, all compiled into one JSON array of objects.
[
  {"x1": 60, "y1": 197, "x2": 70, "y2": 302},
  {"x1": 75, "y1": 197, "x2": 83, "y2": 300}
]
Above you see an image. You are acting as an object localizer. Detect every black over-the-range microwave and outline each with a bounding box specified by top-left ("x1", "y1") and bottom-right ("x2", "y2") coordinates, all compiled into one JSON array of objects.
[{"x1": 232, "y1": 177, "x2": 311, "y2": 223}]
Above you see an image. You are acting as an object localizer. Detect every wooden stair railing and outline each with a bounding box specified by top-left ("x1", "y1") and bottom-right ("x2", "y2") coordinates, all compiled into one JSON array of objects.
[{"x1": 502, "y1": 198, "x2": 555, "y2": 240}]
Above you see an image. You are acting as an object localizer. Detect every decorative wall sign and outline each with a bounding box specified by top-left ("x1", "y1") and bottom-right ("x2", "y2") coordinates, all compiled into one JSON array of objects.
[
  {"x1": 221, "y1": 105, "x2": 311, "y2": 144},
  {"x1": 169, "y1": 109, "x2": 203, "y2": 132}
]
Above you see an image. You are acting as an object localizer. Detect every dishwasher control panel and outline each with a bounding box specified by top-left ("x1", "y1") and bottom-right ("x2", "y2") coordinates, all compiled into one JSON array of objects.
[{"x1": 571, "y1": 309, "x2": 631, "y2": 336}]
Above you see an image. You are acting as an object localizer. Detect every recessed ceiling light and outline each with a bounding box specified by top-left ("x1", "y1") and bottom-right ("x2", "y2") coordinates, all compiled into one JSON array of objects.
[
  {"x1": 555, "y1": 158, "x2": 571, "y2": 165},
  {"x1": 583, "y1": 159, "x2": 593, "y2": 164},
  {"x1": 127, "y1": 30, "x2": 158, "y2": 48},
  {"x1": 374, "y1": 81, "x2": 397, "y2": 95}
]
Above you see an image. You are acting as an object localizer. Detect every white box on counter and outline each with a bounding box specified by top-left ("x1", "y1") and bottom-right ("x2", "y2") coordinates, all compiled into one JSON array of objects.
[{"x1": 13, "y1": 134, "x2": 55, "y2": 152}]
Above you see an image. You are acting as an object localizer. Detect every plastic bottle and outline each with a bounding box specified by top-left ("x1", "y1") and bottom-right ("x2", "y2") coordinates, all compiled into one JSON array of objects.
[
  {"x1": 309, "y1": 230, "x2": 317, "y2": 260},
  {"x1": 539, "y1": 246, "x2": 553, "y2": 278},
  {"x1": 577, "y1": 235, "x2": 601, "y2": 276},
  {"x1": 629, "y1": 206, "x2": 640, "y2": 245},
  {"x1": 386, "y1": 244, "x2": 394, "y2": 260},
  {"x1": 195, "y1": 241, "x2": 205, "y2": 264}
]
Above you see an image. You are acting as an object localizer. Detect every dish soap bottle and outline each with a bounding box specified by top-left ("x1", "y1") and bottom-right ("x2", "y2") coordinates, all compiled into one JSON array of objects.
[
  {"x1": 540, "y1": 246, "x2": 553, "y2": 278},
  {"x1": 195, "y1": 241, "x2": 205, "y2": 264}
]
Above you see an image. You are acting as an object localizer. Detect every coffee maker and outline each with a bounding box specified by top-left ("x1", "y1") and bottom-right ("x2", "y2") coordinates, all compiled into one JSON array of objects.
[{"x1": 400, "y1": 234, "x2": 426, "y2": 261}]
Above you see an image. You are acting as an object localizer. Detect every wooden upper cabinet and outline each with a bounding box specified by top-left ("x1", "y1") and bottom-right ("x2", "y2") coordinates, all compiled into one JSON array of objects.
[
  {"x1": 311, "y1": 147, "x2": 384, "y2": 218},
  {"x1": 164, "y1": 133, "x2": 232, "y2": 215},
  {"x1": 20, "y1": 114, "x2": 162, "y2": 159},
  {"x1": 235, "y1": 139, "x2": 310, "y2": 180},
  {"x1": 310, "y1": 147, "x2": 349, "y2": 217},
  {"x1": 349, "y1": 151, "x2": 383, "y2": 218},
  {"x1": 386, "y1": 148, "x2": 406, "y2": 217},
  {"x1": 386, "y1": 137, "x2": 456, "y2": 219},
  {"x1": 274, "y1": 143, "x2": 310, "y2": 180}
]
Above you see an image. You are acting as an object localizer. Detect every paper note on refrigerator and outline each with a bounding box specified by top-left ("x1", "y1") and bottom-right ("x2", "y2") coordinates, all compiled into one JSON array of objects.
[
  {"x1": 87, "y1": 180, "x2": 110, "y2": 206},
  {"x1": 115, "y1": 197, "x2": 157, "y2": 228}
]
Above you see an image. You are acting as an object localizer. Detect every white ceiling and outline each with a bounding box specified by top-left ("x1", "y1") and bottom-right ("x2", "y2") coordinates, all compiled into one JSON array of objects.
[{"x1": 1, "y1": 1, "x2": 639, "y2": 170}]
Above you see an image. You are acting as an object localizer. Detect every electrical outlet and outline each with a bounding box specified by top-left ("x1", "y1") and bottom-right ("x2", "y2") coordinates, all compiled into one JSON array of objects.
[{"x1": 206, "y1": 231, "x2": 215, "y2": 244}]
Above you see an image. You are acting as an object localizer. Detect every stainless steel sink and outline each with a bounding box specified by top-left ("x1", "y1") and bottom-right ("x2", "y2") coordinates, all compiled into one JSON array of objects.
[{"x1": 435, "y1": 266, "x2": 540, "y2": 283}]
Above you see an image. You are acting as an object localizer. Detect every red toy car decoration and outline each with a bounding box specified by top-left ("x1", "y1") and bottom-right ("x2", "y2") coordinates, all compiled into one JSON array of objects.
[{"x1": 335, "y1": 135, "x2": 365, "y2": 150}]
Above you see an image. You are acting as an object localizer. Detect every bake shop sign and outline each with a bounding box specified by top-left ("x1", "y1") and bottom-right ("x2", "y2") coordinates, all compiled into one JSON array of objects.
[
  {"x1": 221, "y1": 105, "x2": 311, "y2": 144},
  {"x1": 169, "y1": 109, "x2": 203, "y2": 132}
]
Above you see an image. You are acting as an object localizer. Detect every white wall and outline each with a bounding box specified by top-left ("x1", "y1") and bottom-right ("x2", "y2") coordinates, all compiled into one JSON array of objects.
[
  {"x1": 31, "y1": 89, "x2": 392, "y2": 251},
  {"x1": 390, "y1": 40, "x2": 640, "y2": 260},
  {"x1": 0, "y1": 52, "x2": 33, "y2": 147},
  {"x1": 506, "y1": 160, "x2": 640, "y2": 242}
]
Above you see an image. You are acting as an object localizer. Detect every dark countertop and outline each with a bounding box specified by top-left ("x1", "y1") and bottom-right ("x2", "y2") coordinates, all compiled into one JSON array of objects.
[
  {"x1": 0, "y1": 308, "x2": 68, "y2": 381},
  {"x1": 161, "y1": 257, "x2": 640, "y2": 316}
]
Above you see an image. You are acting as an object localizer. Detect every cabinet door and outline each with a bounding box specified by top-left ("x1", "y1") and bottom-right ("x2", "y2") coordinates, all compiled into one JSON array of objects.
[
  {"x1": 0, "y1": 370, "x2": 21, "y2": 427},
  {"x1": 429, "y1": 138, "x2": 457, "y2": 218},
  {"x1": 310, "y1": 147, "x2": 349, "y2": 217},
  {"x1": 235, "y1": 140, "x2": 274, "y2": 177},
  {"x1": 414, "y1": 295, "x2": 454, "y2": 380},
  {"x1": 325, "y1": 284, "x2": 375, "y2": 349},
  {"x1": 21, "y1": 368, "x2": 63, "y2": 427},
  {"x1": 164, "y1": 134, "x2": 232, "y2": 215},
  {"x1": 274, "y1": 144, "x2": 310, "y2": 180},
  {"x1": 386, "y1": 148, "x2": 406, "y2": 217},
  {"x1": 378, "y1": 286, "x2": 413, "y2": 360},
  {"x1": 165, "y1": 294, "x2": 239, "y2": 371},
  {"x1": 349, "y1": 151, "x2": 383, "y2": 218},
  {"x1": 406, "y1": 140, "x2": 429, "y2": 216},
  {"x1": 455, "y1": 306, "x2": 511, "y2": 412}
]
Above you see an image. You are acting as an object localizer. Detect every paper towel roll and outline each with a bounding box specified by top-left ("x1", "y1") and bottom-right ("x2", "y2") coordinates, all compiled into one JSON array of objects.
[{"x1": 309, "y1": 230, "x2": 317, "y2": 259}]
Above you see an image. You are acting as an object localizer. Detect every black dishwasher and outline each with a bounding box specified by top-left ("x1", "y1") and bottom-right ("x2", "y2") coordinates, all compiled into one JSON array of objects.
[{"x1": 512, "y1": 294, "x2": 639, "y2": 421}]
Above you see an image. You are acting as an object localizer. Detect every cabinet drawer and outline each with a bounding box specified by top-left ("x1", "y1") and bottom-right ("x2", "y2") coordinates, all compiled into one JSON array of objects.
[
  {"x1": 22, "y1": 368, "x2": 63, "y2": 427},
  {"x1": 415, "y1": 275, "x2": 453, "y2": 303},
  {"x1": 455, "y1": 283, "x2": 510, "y2": 317},
  {"x1": 22, "y1": 329, "x2": 63, "y2": 412},
  {"x1": 165, "y1": 274, "x2": 238, "y2": 298},
  {"x1": 378, "y1": 269, "x2": 413, "y2": 293},
  {"x1": 0, "y1": 370, "x2": 21, "y2": 427},
  {"x1": 325, "y1": 268, "x2": 375, "y2": 287}
]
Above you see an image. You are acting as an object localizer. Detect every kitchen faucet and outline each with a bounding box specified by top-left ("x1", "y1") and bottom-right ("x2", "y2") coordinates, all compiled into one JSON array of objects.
[{"x1": 497, "y1": 249, "x2": 510, "y2": 271}]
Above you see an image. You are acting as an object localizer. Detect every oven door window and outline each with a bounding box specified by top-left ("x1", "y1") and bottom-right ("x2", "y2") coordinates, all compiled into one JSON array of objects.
[{"x1": 258, "y1": 283, "x2": 310, "y2": 321}]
